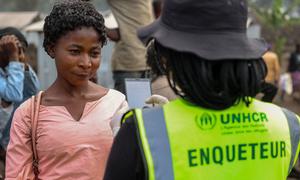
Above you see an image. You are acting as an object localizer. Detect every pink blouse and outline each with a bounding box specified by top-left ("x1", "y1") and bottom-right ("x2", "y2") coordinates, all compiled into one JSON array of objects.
[{"x1": 6, "y1": 89, "x2": 129, "y2": 180}]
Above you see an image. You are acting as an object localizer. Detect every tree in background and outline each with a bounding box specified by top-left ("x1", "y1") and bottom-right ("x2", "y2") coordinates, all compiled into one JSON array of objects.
[{"x1": 250, "y1": 0, "x2": 300, "y2": 60}]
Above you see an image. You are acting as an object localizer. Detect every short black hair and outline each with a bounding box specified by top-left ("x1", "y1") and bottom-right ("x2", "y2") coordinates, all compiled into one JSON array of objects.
[
  {"x1": 155, "y1": 42, "x2": 267, "y2": 110},
  {"x1": 43, "y1": 0, "x2": 107, "y2": 55}
]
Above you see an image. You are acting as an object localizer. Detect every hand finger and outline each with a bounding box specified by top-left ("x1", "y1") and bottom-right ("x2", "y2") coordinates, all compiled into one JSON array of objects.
[
  {"x1": 149, "y1": 94, "x2": 169, "y2": 102},
  {"x1": 0, "y1": 37, "x2": 19, "y2": 49},
  {"x1": 145, "y1": 96, "x2": 158, "y2": 104},
  {"x1": 1, "y1": 35, "x2": 18, "y2": 45},
  {"x1": 145, "y1": 95, "x2": 169, "y2": 105},
  {"x1": 0, "y1": 35, "x2": 13, "y2": 42}
]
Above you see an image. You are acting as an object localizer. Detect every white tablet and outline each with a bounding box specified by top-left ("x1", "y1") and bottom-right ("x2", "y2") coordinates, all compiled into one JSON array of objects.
[{"x1": 125, "y1": 78, "x2": 152, "y2": 108}]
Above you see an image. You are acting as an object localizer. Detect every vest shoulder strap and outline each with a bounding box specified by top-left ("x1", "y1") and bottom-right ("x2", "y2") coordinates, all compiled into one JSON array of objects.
[
  {"x1": 281, "y1": 108, "x2": 300, "y2": 173},
  {"x1": 120, "y1": 109, "x2": 135, "y2": 125},
  {"x1": 125, "y1": 107, "x2": 174, "y2": 180}
]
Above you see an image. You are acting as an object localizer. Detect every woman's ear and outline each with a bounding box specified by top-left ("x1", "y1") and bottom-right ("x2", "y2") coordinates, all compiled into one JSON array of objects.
[{"x1": 47, "y1": 45, "x2": 55, "y2": 59}]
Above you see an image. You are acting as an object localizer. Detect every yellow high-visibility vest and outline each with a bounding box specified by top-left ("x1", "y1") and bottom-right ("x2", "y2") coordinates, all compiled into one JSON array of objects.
[{"x1": 122, "y1": 98, "x2": 300, "y2": 180}]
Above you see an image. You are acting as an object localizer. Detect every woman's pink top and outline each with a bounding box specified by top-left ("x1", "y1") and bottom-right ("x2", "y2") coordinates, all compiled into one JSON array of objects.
[{"x1": 6, "y1": 89, "x2": 129, "y2": 180}]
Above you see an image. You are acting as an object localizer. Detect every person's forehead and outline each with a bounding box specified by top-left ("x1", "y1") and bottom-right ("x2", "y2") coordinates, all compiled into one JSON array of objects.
[{"x1": 57, "y1": 27, "x2": 102, "y2": 45}]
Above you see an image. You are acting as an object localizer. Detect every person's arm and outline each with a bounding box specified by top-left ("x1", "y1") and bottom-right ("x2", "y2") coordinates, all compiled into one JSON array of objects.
[
  {"x1": 0, "y1": 62, "x2": 24, "y2": 102},
  {"x1": 106, "y1": 28, "x2": 120, "y2": 42},
  {"x1": 5, "y1": 101, "x2": 35, "y2": 179},
  {"x1": 0, "y1": 35, "x2": 25, "y2": 102},
  {"x1": 104, "y1": 116, "x2": 145, "y2": 180},
  {"x1": 22, "y1": 65, "x2": 40, "y2": 101},
  {"x1": 274, "y1": 54, "x2": 281, "y2": 84}
]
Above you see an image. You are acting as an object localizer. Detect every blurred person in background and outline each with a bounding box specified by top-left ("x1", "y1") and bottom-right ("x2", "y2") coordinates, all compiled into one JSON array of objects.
[
  {"x1": 260, "y1": 47, "x2": 280, "y2": 102},
  {"x1": 5, "y1": 1, "x2": 128, "y2": 179},
  {"x1": 107, "y1": 0, "x2": 154, "y2": 94},
  {"x1": 288, "y1": 44, "x2": 300, "y2": 73},
  {"x1": 104, "y1": 0, "x2": 300, "y2": 179},
  {"x1": 0, "y1": 27, "x2": 27, "y2": 179},
  {"x1": 0, "y1": 27, "x2": 40, "y2": 168},
  {"x1": 0, "y1": 27, "x2": 40, "y2": 164},
  {"x1": 288, "y1": 44, "x2": 300, "y2": 99},
  {"x1": 0, "y1": 29, "x2": 25, "y2": 107},
  {"x1": 146, "y1": 39, "x2": 176, "y2": 101}
]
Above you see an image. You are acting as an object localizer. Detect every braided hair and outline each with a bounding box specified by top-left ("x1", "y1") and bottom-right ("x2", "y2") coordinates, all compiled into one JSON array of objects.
[
  {"x1": 155, "y1": 42, "x2": 267, "y2": 110},
  {"x1": 43, "y1": 0, "x2": 107, "y2": 55}
]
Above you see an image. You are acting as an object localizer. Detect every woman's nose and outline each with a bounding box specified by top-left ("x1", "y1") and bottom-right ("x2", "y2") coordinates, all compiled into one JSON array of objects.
[{"x1": 79, "y1": 53, "x2": 92, "y2": 68}]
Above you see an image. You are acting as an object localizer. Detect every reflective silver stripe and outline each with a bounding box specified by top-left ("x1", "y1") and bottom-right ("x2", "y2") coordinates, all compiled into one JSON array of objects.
[
  {"x1": 142, "y1": 107, "x2": 174, "y2": 180},
  {"x1": 282, "y1": 108, "x2": 300, "y2": 172}
]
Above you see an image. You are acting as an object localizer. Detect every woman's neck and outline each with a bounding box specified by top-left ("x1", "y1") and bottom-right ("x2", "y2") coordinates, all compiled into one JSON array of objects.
[{"x1": 50, "y1": 78, "x2": 90, "y2": 98}]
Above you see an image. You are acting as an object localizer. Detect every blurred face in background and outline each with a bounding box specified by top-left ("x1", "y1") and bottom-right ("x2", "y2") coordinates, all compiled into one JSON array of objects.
[{"x1": 0, "y1": 34, "x2": 26, "y2": 69}]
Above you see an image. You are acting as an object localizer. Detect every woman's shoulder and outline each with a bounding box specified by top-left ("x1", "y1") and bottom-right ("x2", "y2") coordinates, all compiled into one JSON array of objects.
[
  {"x1": 11, "y1": 97, "x2": 33, "y2": 131},
  {"x1": 101, "y1": 89, "x2": 128, "y2": 110},
  {"x1": 16, "y1": 97, "x2": 32, "y2": 115},
  {"x1": 106, "y1": 89, "x2": 126, "y2": 100},
  {"x1": 90, "y1": 83, "x2": 125, "y2": 101},
  {"x1": 89, "y1": 85, "x2": 127, "y2": 109}
]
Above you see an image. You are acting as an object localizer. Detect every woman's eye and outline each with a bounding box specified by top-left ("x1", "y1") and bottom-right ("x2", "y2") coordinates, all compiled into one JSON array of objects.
[
  {"x1": 90, "y1": 51, "x2": 100, "y2": 58},
  {"x1": 69, "y1": 49, "x2": 80, "y2": 55}
]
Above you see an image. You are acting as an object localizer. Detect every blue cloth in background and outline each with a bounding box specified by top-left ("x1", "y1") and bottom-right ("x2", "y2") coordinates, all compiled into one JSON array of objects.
[
  {"x1": 0, "y1": 62, "x2": 24, "y2": 102},
  {"x1": 0, "y1": 65, "x2": 40, "y2": 149}
]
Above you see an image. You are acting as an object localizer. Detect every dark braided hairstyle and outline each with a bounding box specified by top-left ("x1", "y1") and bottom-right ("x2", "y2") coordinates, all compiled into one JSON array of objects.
[
  {"x1": 146, "y1": 40, "x2": 166, "y2": 81},
  {"x1": 43, "y1": 0, "x2": 107, "y2": 55},
  {"x1": 155, "y1": 42, "x2": 267, "y2": 110}
]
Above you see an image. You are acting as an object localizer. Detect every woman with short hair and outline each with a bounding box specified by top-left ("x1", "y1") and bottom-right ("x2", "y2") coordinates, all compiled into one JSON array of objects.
[{"x1": 6, "y1": 1, "x2": 128, "y2": 179}]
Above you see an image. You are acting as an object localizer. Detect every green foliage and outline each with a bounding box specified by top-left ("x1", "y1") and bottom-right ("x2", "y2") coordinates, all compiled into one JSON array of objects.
[{"x1": 250, "y1": 0, "x2": 300, "y2": 59}]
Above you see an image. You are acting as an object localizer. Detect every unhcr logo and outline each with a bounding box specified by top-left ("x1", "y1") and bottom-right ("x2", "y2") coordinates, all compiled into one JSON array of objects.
[{"x1": 195, "y1": 113, "x2": 217, "y2": 130}]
